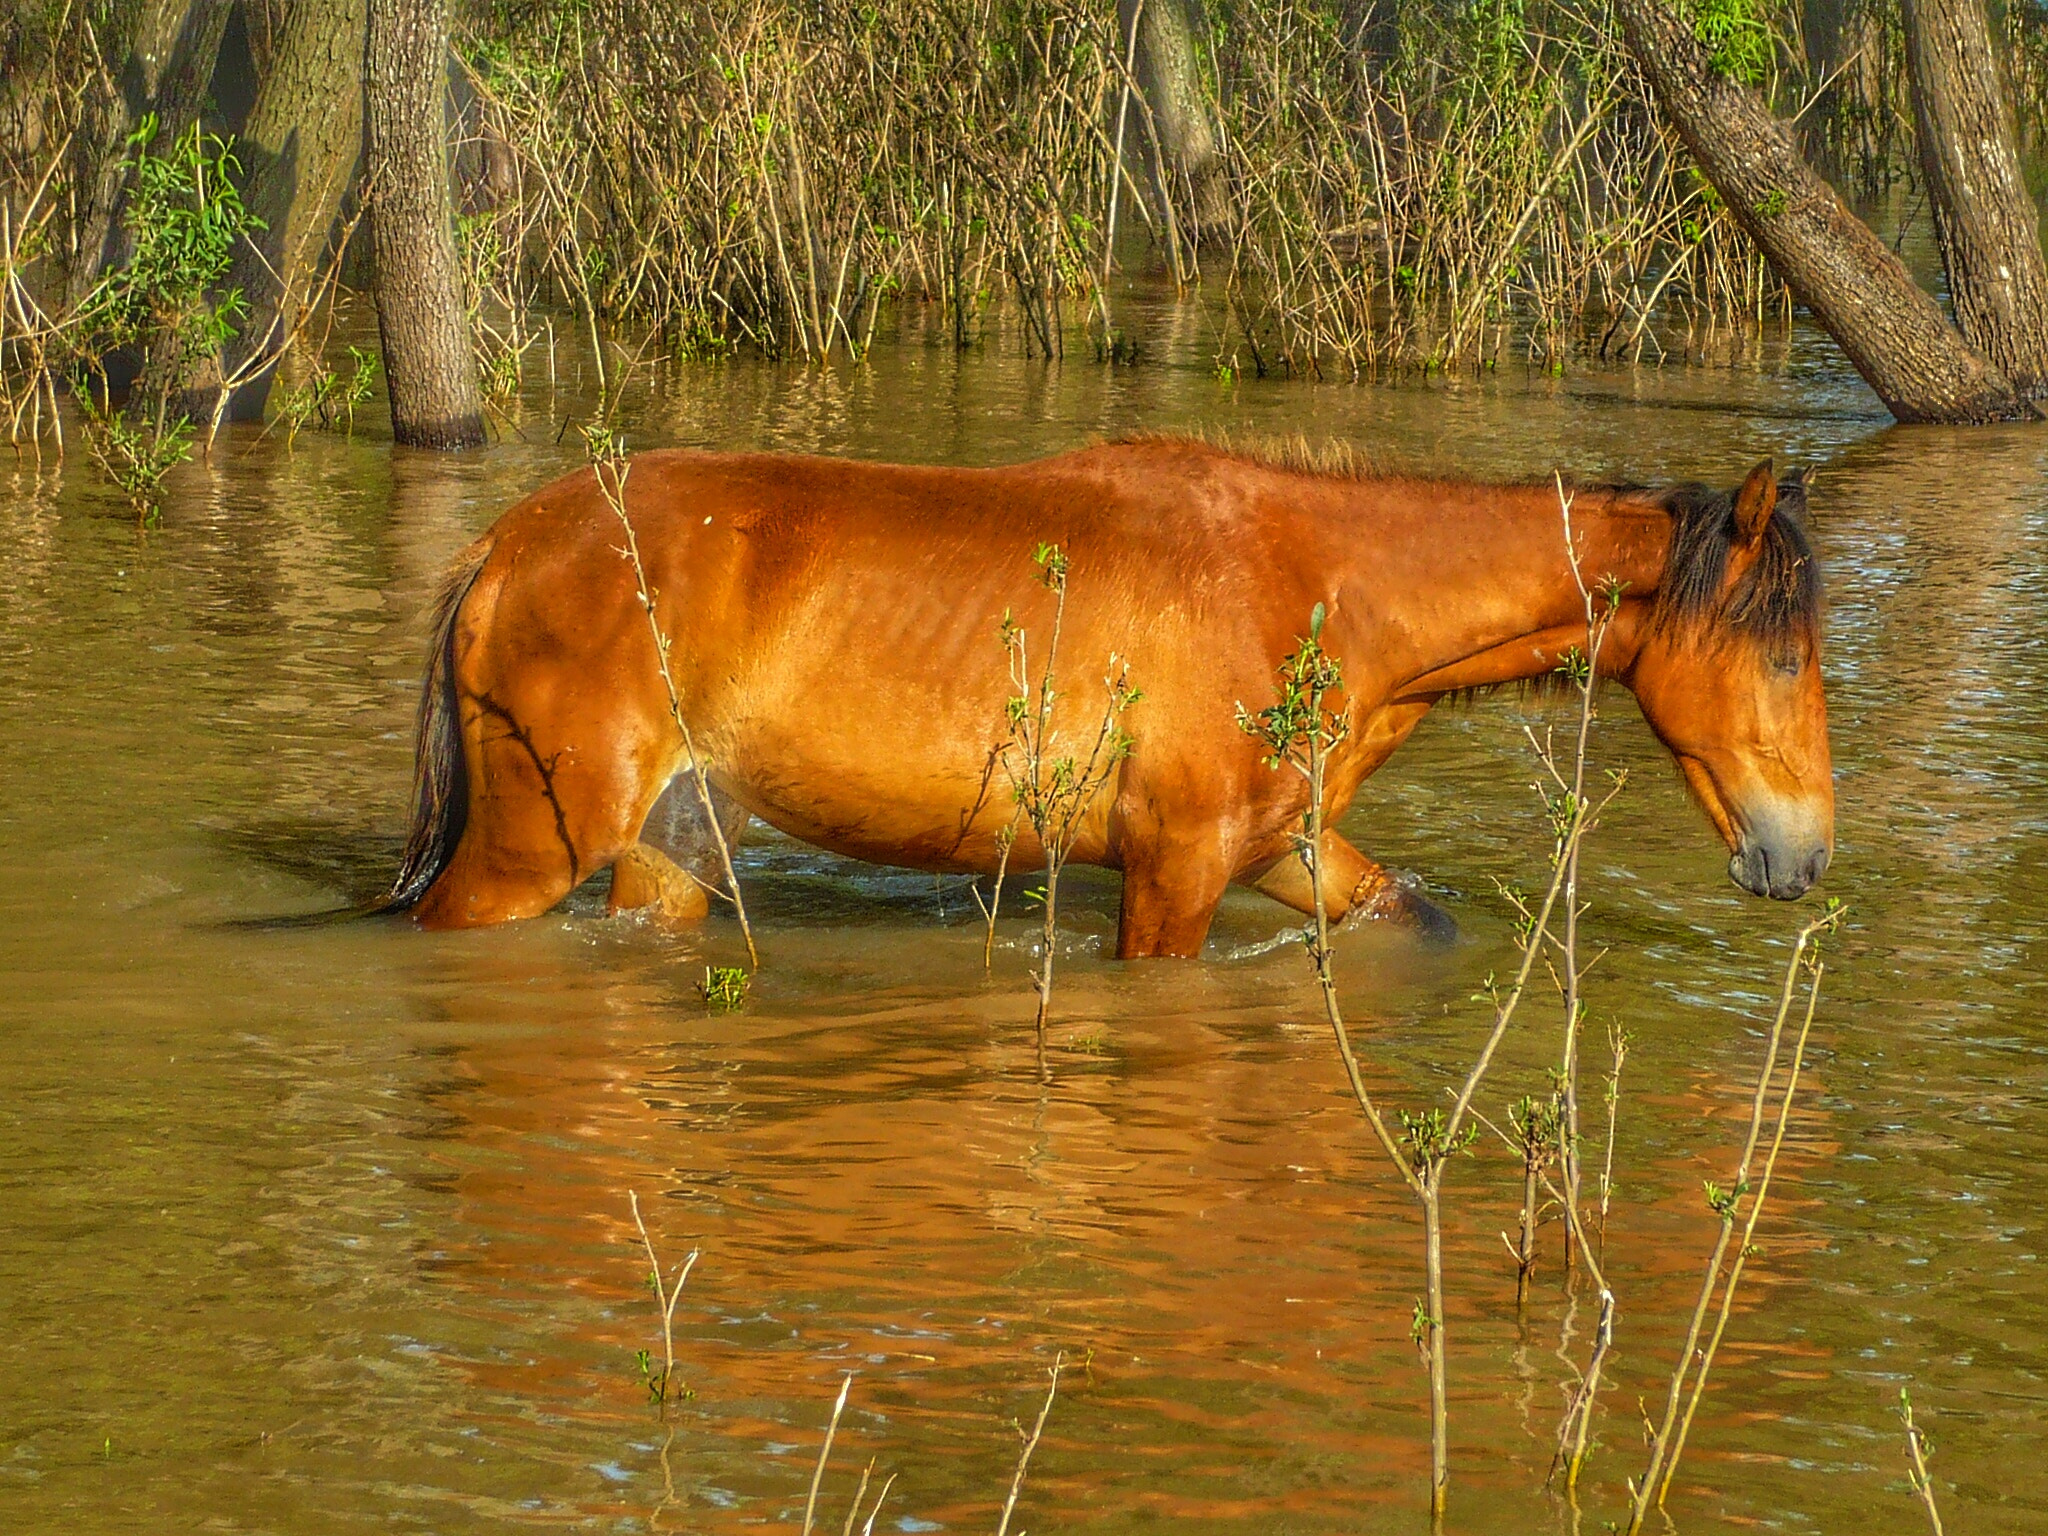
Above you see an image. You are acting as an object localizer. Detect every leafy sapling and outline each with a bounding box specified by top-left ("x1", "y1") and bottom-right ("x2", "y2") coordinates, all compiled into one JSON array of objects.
[{"x1": 996, "y1": 541, "x2": 1139, "y2": 1074}]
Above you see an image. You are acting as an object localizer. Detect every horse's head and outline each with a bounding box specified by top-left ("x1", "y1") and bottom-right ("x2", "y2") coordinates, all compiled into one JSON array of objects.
[{"x1": 1625, "y1": 462, "x2": 1833, "y2": 900}]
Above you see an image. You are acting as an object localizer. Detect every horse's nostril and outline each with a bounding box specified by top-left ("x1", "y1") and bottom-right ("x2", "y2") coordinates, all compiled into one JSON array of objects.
[{"x1": 1803, "y1": 847, "x2": 1831, "y2": 886}]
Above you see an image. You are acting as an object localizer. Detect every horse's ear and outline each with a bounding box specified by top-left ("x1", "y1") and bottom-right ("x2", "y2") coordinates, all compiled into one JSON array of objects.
[{"x1": 1733, "y1": 460, "x2": 1777, "y2": 550}]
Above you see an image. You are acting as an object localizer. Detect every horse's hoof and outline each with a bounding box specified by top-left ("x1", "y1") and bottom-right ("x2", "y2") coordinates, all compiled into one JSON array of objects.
[
  {"x1": 1354, "y1": 870, "x2": 1459, "y2": 946},
  {"x1": 609, "y1": 844, "x2": 712, "y2": 924}
]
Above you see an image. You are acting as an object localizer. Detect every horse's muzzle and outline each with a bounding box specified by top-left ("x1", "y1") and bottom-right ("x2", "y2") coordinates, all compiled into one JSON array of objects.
[{"x1": 1727, "y1": 839, "x2": 1831, "y2": 901}]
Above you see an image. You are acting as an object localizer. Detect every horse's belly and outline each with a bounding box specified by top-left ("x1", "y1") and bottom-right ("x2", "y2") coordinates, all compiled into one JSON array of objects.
[{"x1": 719, "y1": 743, "x2": 1111, "y2": 877}]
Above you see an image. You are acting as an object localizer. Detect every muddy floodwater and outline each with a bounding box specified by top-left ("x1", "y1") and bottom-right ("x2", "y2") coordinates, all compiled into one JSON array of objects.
[{"x1": 2, "y1": 305, "x2": 2045, "y2": 1535}]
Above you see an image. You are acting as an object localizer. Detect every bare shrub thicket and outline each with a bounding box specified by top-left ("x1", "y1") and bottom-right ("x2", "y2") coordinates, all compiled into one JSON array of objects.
[
  {"x1": 449, "y1": 0, "x2": 2017, "y2": 376},
  {"x1": 456, "y1": 0, "x2": 1126, "y2": 368},
  {"x1": 7, "y1": 0, "x2": 2044, "y2": 414},
  {"x1": 1207, "y1": 0, "x2": 1807, "y2": 376}
]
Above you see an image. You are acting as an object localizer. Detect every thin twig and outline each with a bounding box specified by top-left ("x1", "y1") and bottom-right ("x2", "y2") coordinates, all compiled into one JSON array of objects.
[
  {"x1": 1627, "y1": 906, "x2": 1843, "y2": 1530},
  {"x1": 587, "y1": 432, "x2": 759, "y2": 969},
  {"x1": 802, "y1": 1374, "x2": 853, "y2": 1536},
  {"x1": 995, "y1": 1354, "x2": 1063, "y2": 1536},
  {"x1": 628, "y1": 1190, "x2": 699, "y2": 1405},
  {"x1": 1898, "y1": 1389, "x2": 1946, "y2": 1536}
]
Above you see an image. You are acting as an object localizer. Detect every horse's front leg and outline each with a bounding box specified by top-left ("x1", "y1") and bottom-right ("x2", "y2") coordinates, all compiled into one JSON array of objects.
[
  {"x1": 1105, "y1": 779, "x2": 1235, "y2": 961},
  {"x1": 1248, "y1": 828, "x2": 1457, "y2": 943}
]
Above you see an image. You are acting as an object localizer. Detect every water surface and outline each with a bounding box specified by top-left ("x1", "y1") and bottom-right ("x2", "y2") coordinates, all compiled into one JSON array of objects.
[{"x1": 2, "y1": 304, "x2": 2045, "y2": 1533}]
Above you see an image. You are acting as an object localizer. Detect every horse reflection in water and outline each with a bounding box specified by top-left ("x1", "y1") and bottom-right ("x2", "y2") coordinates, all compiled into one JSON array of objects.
[{"x1": 380, "y1": 439, "x2": 1831, "y2": 950}]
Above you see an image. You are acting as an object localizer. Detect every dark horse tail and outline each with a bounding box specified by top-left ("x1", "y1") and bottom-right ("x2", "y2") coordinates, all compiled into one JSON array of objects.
[{"x1": 376, "y1": 538, "x2": 495, "y2": 914}]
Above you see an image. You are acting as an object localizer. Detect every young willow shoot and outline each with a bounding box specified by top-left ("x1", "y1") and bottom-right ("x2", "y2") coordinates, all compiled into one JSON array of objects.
[
  {"x1": 1239, "y1": 580, "x2": 1622, "y2": 1517},
  {"x1": 998, "y1": 543, "x2": 1139, "y2": 1073},
  {"x1": 792, "y1": 1358, "x2": 1060, "y2": 1536},
  {"x1": 1625, "y1": 901, "x2": 1844, "y2": 1531},
  {"x1": 1505, "y1": 478, "x2": 1632, "y2": 1282},
  {"x1": 968, "y1": 819, "x2": 1020, "y2": 970},
  {"x1": 275, "y1": 347, "x2": 379, "y2": 449},
  {"x1": 583, "y1": 426, "x2": 758, "y2": 969},
  {"x1": 1898, "y1": 1388, "x2": 1946, "y2": 1536},
  {"x1": 627, "y1": 1190, "x2": 698, "y2": 1405},
  {"x1": 699, "y1": 965, "x2": 750, "y2": 1011}
]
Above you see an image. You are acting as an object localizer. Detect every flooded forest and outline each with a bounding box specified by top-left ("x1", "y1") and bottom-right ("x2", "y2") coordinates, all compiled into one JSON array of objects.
[{"x1": 2, "y1": 0, "x2": 2046, "y2": 1532}]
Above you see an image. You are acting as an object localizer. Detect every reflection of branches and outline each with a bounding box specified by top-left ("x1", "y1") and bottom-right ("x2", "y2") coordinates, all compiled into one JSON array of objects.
[
  {"x1": 474, "y1": 689, "x2": 579, "y2": 881},
  {"x1": 1627, "y1": 907, "x2": 1842, "y2": 1530}
]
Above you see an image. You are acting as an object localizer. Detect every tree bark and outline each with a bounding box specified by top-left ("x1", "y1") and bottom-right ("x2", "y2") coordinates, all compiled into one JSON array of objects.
[
  {"x1": 1118, "y1": 0, "x2": 1229, "y2": 237},
  {"x1": 1612, "y1": 0, "x2": 2036, "y2": 424},
  {"x1": 67, "y1": 0, "x2": 234, "y2": 303},
  {"x1": 1902, "y1": 0, "x2": 2048, "y2": 395},
  {"x1": 191, "y1": 0, "x2": 367, "y2": 421},
  {"x1": 364, "y1": 0, "x2": 483, "y2": 448}
]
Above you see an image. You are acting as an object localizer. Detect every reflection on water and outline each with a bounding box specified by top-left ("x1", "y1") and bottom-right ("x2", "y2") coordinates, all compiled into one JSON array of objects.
[{"x1": 1, "y1": 301, "x2": 2044, "y2": 1534}]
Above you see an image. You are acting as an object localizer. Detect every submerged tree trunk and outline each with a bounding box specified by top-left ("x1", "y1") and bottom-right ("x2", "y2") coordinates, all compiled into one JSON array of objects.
[
  {"x1": 210, "y1": 0, "x2": 368, "y2": 420},
  {"x1": 364, "y1": 0, "x2": 483, "y2": 447},
  {"x1": 1118, "y1": 0, "x2": 1229, "y2": 238},
  {"x1": 67, "y1": 0, "x2": 234, "y2": 303},
  {"x1": 1902, "y1": 0, "x2": 2048, "y2": 396},
  {"x1": 1612, "y1": 0, "x2": 2035, "y2": 424}
]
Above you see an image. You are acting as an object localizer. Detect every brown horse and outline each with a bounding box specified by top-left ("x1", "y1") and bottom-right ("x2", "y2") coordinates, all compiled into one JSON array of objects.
[{"x1": 384, "y1": 438, "x2": 1831, "y2": 957}]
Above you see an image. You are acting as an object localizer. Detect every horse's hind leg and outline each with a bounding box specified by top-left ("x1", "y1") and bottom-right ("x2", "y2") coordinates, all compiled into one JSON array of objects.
[
  {"x1": 608, "y1": 844, "x2": 711, "y2": 923},
  {"x1": 1250, "y1": 830, "x2": 1456, "y2": 943},
  {"x1": 604, "y1": 772, "x2": 748, "y2": 924},
  {"x1": 639, "y1": 774, "x2": 751, "y2": 890},
  {"x1": 413, "y1": 692, "x2": 671, "y2": 929}
]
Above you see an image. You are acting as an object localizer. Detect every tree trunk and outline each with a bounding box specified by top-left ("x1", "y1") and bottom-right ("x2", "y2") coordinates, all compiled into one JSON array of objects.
[
  {"x1": 200, "y1": 0, "x2": 367, "y2": 421},
  {"x1": 1902, "y1": 0, "x2": 2048, "y2": 395},
  {"x1": 1118, "y1": 0, "x2": 1229, "y2": 238},
  {"x1": 1612, "y1": 0, "x2": 2036, "y2": 424},
  {"x1": 364, "y1": 0, "x2": 482, "y2": 447},
  {"x1": 67, "y1": 0, "x2": 234, "y2": 303}
]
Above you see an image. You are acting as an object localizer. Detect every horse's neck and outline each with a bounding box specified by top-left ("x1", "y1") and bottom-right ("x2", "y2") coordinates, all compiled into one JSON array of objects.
[{"x1": 1322, "y1": 481, "x2": 1672, "y2": 697}]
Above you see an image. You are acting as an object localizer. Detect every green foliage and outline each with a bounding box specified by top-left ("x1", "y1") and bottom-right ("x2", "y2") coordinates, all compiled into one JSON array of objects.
[
  {"x1": 1702, "y1": 1176, "x2": 1748, "y2": 1218},
  {"x1": 1510, "y1": 1092, "x2": 1564, "y2": 1155},
  {"x1": 1398, "y1": 1106, "x2": 1481, "y2": 1173},
  {"x1": 1690, "y1": 0, "x2": 1773, "y2": 84},
  {"x1": 1236, "y1": 602, "x2": 1347, "y2": 777},
  {"x1": 72, "y1": 375, "x2": 192, "y2": 526},
  {"x1": 68, "y1": 116, "x2": 264, "y2": 520},
  {"x1": 699, "y1": 965, "x2": 750, "y2": 1010},
  {"x1": 274, "y1": 347, "x2": 379, "y2": 447}
]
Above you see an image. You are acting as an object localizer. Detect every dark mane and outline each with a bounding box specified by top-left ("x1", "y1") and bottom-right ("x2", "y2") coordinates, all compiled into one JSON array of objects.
[{"x1": 1648, "y1": 476, "x2": 1822, "y2": 656}]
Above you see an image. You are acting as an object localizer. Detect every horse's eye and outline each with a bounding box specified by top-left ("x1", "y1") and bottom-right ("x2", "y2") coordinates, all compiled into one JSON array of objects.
[{"x1": 1773, "y1": 655, "x2": 1802, "y2": 678}]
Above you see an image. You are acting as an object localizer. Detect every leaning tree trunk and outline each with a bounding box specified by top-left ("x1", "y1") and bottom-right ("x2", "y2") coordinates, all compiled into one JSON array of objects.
[
  {"x1": 66, "y1": 0, "x2": 234, "y2": 304},
  {"x1": 1902, "y1": 0, "x2": 2048, "y2": 396},
  {"x1": 1612, "y1": 0, "x2": 2035, "y2": 424},
  {"x1": 207, "y1": 0, "x2": 368, "y2": 421},
  {"x1": 1118, "y1": 0, "x2": 1229, "y2": 239},
  {"x1": 364, "y1": 0, "x2": 483, "y2": 448}
]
